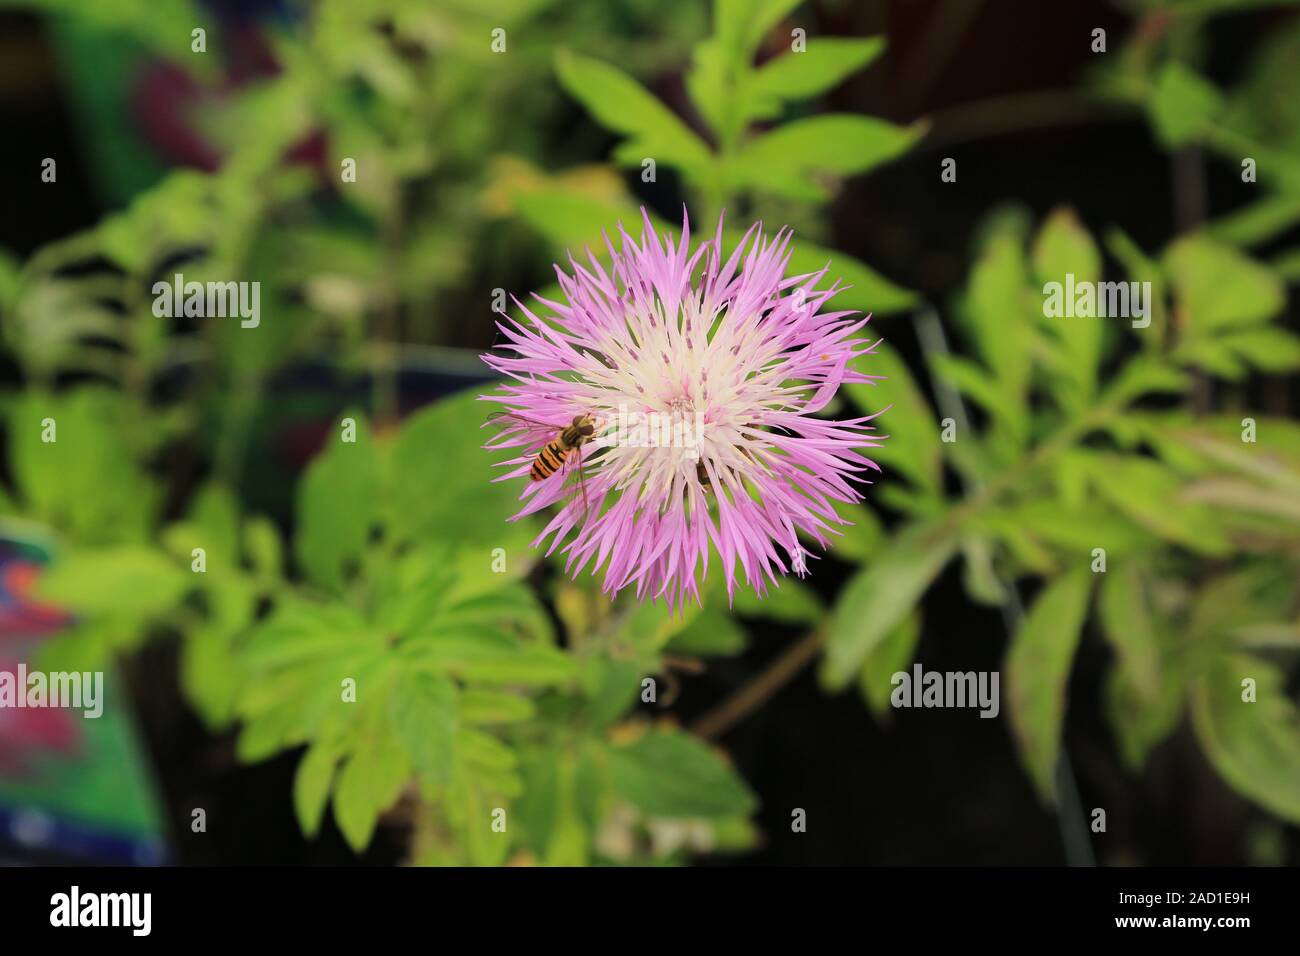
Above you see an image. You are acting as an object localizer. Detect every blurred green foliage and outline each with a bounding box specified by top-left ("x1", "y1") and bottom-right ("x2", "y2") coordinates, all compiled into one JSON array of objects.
[{"x1": 0, "y1": 0, "x2": 1297, "y2": 864}]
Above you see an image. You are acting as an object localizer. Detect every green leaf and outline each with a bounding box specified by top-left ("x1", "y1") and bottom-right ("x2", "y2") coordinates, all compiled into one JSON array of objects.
[
  {"x1": 332, "y1": 737, "x2": 411, "y2": 853},
  {"x1": 733, "y1": 115, "x2": 924, "y2": 199},
  {"x1": 294, "y1": 411, "x2": 378, "y2": 593},
  {"x1": 1191, "y1": 654, "x2": 1300, "y2": 824},
  {"x1": 1103, "y1": 659, "x2": 1184, "y2": 772},
  {"x1": 579, "y1": 657, "x2": 646, "y2": 728},
  {"x1": 973, "y1": 501, "x2": 1155, "y2": 559},
  {"x1": 1099, "y1": 356, "x2": 1188, "y2": 406},
  {"x1": 408, "y1": 632, "x2": 575, "y2": 685},
  {"x1": 1105, "y1": 228, "x2": 1168, "y2": 348},
  {"x1": 1149, "y1": 62, "x2": 1223, "y2": 147},
  {"x1": 457, "y1": 727, "x2": 519, "y2": 774},
  {"x1": 294, "y1": 741, "x2": 339, "y2": 838},
  {"x1": 1032, "y1": 208, "x2": 1104, "y2": 408},
  {"x1": 1097, "y1": 566, "x2": 1160, "y2": 701},
  {"x1": 1206, "y1": 194, "x2": 1300, "y2": 249},
  {"x1": 843, "y1": 342, "x2": 941, "y2": 493},
  {"x1": 749, "y1": 37, "x2": 885, "y2": 104},
  {"x1": 685, "y1": 38, "x2": 732, "y2": 138},
  {"x1": 511, "y1": 188, "x2": 644, "y2": 255},
  {"x1": 958, "y1": 228, "x2": 1034, "y2": 448},
  {"x1": 781, "y1": 236, "x2": 918, "y2": 316},
  {"x1": 555, "y1": 50, "x2": 713, "y2": 176},
  {"x1": 181, "y1": 626, "x2": 242, "y2": 729},
  {"x1": 1182, "y1": 478, "x2": 1300, "y2": 526},
  {"x1": 858, "y1": 612, "x2": 922, "y2": 717},
  {"x1": 819, "y1": 502, "x2": 884, "y2": 563},
  {"x1": 238, "y1": 599, "x2": 371, "y2": 671},
  {"x1": 447, "y1": 771, "x2": 511, "y2": 867},
  {"x1": 666, "y1": 606, "x2": 749, "y2": 655},
  {"x1": 244, "y1": 516, "x2": 283, "y2": 583},
  {"x1": 186, "y1": 483, "x2": 241, "y2": 569},
  {"x1": 730, "y1": 578, "x2": 822, "y2": 625},
  {"x1": 390, "y1": 388, "x2": 535, "y2": 549},
  {"x1": 960, "y1": 535, "x2": 1006, "y2": 606},
  {"x1": 714, "y1": 0, "x2": 803, "y2": 66},
  {"x1": 1086, "y1": 454, "x2": 1233, "y2": 556},
  {"x1": 6, "y1": 387, "x2": 154, "y2": 543},
  {"x1": 1164, "y1": 235, "x2": 1284, "y2": 332},
  {"x1": 35, "y1": 546, "x2": 189, "y2": 617},
  {"x1": 1006, "y1": 568, "x2": 1092, "y2": 804},
  {"x1": 608, "y1": 728, "x2": 756, "y2": 819},
  {"x1": 1218, "y1": 328, "x2": 1300, "y2": 373},
  {"x1": 823, "y1": 524, "x2": 957, "y2": 688},
  {"x1": 458, "y1": 690, "x2": 536, "y2": 725},
  {"x1": 927, "y1": 352, "x2": 1004, "y2": 417},
  {"x1": 390, "y1": 672, "x2": 457, "y2": 783}
]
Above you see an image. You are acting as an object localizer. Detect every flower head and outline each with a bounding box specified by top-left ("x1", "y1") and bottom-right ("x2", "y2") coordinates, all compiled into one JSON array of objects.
[{"x1": 482, "y1": 209, "x2": 882, "y2": 607}]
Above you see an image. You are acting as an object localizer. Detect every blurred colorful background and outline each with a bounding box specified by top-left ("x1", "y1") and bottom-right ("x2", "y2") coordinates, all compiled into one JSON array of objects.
[{"x1": 0, "y1": 0, "x2": 1297, "y2": 866}]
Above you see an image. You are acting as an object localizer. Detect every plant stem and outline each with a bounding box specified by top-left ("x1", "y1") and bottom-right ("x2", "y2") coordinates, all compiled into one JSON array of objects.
[
  {"x1": 917, "y1": 308, "x2": 1096, "y2": 867},
  {"x1": 692, "y1": 628, "x2": 826, "y2": 740}
]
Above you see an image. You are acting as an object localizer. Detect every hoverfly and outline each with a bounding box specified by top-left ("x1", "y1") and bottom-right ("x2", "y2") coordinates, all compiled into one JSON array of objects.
[
  {"x1": 529, "y1": 414, "x2": 598, "y2": 482},
  {"x1": 486, "y1": 410, "x2": 602, "y2": 523}
]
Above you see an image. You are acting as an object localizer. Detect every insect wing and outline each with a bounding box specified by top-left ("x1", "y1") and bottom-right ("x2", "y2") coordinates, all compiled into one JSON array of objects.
[
  {"x1": 554, "y1": 441, "x2": 595, "y2": 528},
  {"x1": 485, "y1": 410, "x2": 562, "y2": 449}
]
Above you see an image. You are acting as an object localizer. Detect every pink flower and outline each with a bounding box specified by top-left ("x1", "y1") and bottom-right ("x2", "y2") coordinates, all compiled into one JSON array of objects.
[{"x1": 482, "y1": 209, "x2": 882, "y2": 607}]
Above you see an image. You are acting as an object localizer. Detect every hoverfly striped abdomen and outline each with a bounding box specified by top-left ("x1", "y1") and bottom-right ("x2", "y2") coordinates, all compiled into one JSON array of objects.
[{"x1": 529, "y1": 414, "x2": 596, "y2": 482}]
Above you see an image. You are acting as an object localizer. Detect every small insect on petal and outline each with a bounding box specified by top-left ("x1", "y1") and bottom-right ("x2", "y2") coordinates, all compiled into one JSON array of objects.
[{"x1": 481, "y1": 208, "x2": 884, "y2": 607}]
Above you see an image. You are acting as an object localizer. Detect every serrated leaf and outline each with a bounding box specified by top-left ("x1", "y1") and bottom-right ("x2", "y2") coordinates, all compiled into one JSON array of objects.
[
  {"x1": 332, "y1": 753, "x2": 380, "y2": 852},
  {"x1": 459, "y1": 689, "x2": 536, "y2": 725},
  {"x1": 555, "y1": 50, "x2": 713, "y2": 176},
  {"x1": 409, "y1": 632, "x2": 575, "y2": 685},
  {"x1": 332, "y1": 738, "x2": 411, "y2": 853},
  {"x1": 1006, "y1": 568, "x2": 1092, "y2": 805},
  {"x1": 608, "y1": 729, "x2": 756, "y2": 819},
  {"x1": 1032, "y1": 208, "x2": 1104, "y2": 408},
  {"x1": 1098, "y1": 566, "x2": 1160, "y2": 700},
  {"x1": 390, "y1": 672, "x2": 456, "y2": 783},
  {"x1": 294, "y1": 741, "x2": 339, "y2": 838},
  {"x1": 1087, "y1": 454, "x2": 1232, "y2": 556},
  {"x1": 1164, "y1": 235, "x2": 1284, "y2": 332},
  {"x1": 1191, "y1": 654, "x2": 1300, "y2": 824},
  {"x1": 823, "y1": 524, "x2": 957, "y2": 688},
  {"x1": 962, "y1": 230, "x2": 1034, "y2": 436}
]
